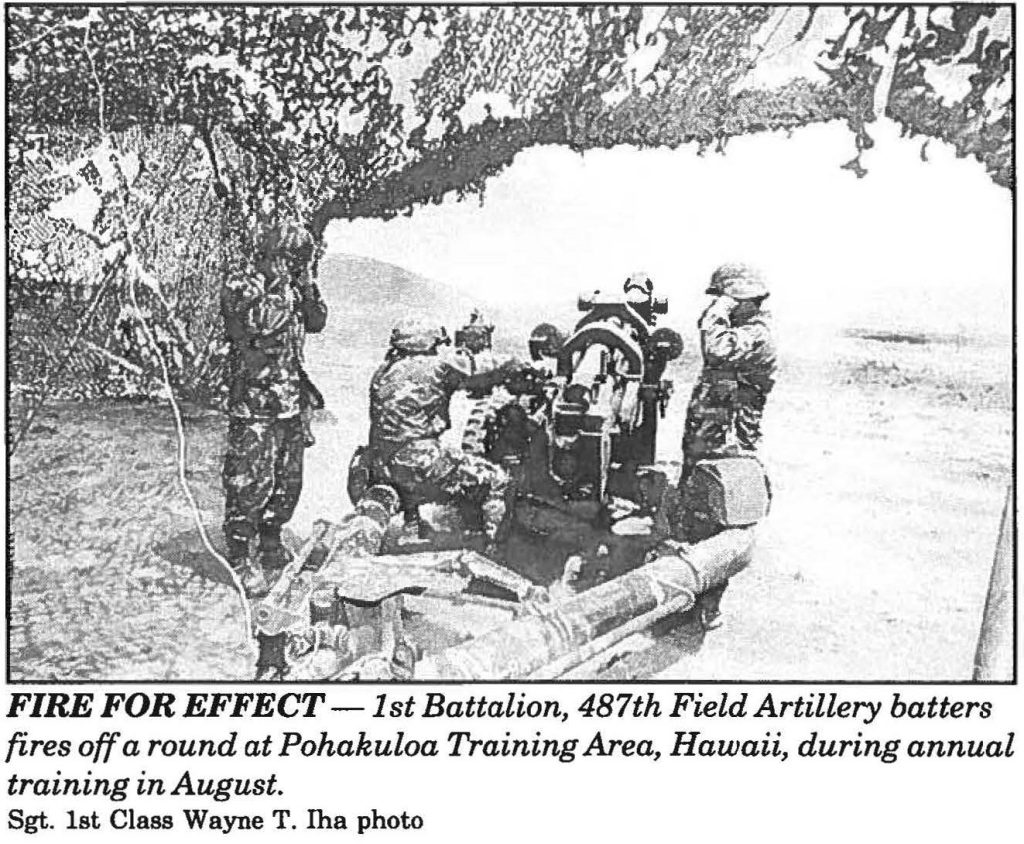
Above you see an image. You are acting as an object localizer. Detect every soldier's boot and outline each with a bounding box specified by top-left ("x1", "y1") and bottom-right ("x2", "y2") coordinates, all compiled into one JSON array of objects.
[
  {"x1": 696, "y1": 581, "x2": 728, "y2": 631},
  {"x1": 226, "y1": 538, "x2": 270, "y2": 599},
  {"x1": 256, "y1": 526, "x2": 293, "y2": 571},
  {"x1": 402, "y1": 505, "x2": 433, "y2": 541}
]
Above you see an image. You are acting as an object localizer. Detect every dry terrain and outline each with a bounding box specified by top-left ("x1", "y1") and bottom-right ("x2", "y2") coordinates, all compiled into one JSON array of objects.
[{"x1": 7, "y1": 256, "x2": 1012, "y2": 681}]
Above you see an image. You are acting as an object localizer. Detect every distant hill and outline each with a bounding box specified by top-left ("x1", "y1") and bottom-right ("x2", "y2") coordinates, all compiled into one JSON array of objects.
[
  {"x1": 313, "y1": 253, "x2": 580, "y2": 358},
  {"x1": 314, "y1": 255, "x2": 466, "y2": 352}
]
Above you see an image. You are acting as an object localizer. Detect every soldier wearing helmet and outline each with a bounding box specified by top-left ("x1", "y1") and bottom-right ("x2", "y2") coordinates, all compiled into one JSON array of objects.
[
  {"x1": 220, "y1": 220, "x2": 328, "y2": 597},
  {"x1": 682, "y1": 263, "x2": 776, "y2": 474},
  {"x1": 367, "y1": 315, "x2": 520, "y2": 547},
  {"x1": 679, "y1": 262, "x2": 776, "y2": 626}
]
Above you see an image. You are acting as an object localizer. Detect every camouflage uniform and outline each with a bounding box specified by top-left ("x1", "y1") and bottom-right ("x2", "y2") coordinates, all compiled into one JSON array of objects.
[
  {"x1": 368, "y1": 349, "x2": 511, "y2": 540},
  {"x1": 681, "y1": 278, "x2": 777, "y2": 481},
  {"x1": 677, "y1": 265, "x2": 776, "y2": 628},
  {"x1": 221, "y1": 265, "x2": 327, "y2": 565}
]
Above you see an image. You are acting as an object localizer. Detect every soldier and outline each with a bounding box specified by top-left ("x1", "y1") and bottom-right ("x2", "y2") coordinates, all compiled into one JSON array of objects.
[
  {"x1": 368, "y1": 316, "x2": 519, "y2": 549},
  {"x1": 679, "y1": 263, "x2": 776, "y2": 628},
  {"x1": 681, "y1": 263, "x2": 776, "y2": 480},
  {"x1": 221, "y1": 221, "x2": 328, "y2": 597}
]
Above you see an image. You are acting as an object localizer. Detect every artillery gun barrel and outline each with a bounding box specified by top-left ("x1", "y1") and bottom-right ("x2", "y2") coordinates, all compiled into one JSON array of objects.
[
  {"x1": 417, "y1": 528, "x2": 755, "y2": 680},
  {"x1": 525, "y1": 591, "x2": 694, "y2": 680}
]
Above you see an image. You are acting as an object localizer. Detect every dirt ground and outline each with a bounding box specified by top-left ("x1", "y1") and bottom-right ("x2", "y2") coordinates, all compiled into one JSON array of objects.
[{"x1": 7, "y1": 257, "x2": 1012, "y2": 681}]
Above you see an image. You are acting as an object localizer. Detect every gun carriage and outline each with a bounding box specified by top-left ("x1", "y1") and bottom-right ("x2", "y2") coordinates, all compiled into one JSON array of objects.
[{"x1": 252, "y1": 279, "x2": 768, "y2": 680}]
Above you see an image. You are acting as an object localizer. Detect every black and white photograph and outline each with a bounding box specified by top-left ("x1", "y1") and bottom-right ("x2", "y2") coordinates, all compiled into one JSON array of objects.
[{"x1": 6, "y1": 4, "x2": 1015, "y2": 682}]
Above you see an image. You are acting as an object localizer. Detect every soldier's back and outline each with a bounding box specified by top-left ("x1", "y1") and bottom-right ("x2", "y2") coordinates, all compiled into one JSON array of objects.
[{"x1": 370, "y1": 354, "x2": 460, "y2": 446}]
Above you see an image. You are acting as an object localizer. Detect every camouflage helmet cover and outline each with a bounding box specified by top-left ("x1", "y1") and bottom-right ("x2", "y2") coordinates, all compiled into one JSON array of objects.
[
  {"x1": 706, "y1": 263, "x2": 768, "y2": 299},
  {"x1": 256, "y1": 220, "x2": 315, "y2": 262},
  {"x1": 390, "y1": 316, "x2": 446, "y2": 353}
]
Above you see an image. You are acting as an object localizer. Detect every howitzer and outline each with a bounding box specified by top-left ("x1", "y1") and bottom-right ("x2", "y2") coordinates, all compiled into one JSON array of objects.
[
  {"x1": 253, "y1": 278, "x2": 767, "y2": 681},
  {"x1": 462, "y1": 277, "x2": 683, "y2": 511},
  {"x1": 440, "y1": 278, "x2": 687, "y2": 595}
]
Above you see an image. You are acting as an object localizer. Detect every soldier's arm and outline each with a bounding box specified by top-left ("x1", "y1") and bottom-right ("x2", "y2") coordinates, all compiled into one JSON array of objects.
[
  {"x1": 295, "y1": 275, "x2": 328, "y2": 334},
  {"x1": 436, "y1": 355, "x2": 474, "y2": 394},
  {"x1": 220, "y1": 277, "x2": 261, "y2": 343},
  {"x1": 433, "y1": 350, "x2": 506, "y2": 395},
  {"x1": 221, "y1": 276, "x2": 292, "y2": 347},
  {"x1": 700, "y1": 302, "x2": 771, "y2": 366},
  {"x1": 462, "y1": 366, "x2": 514, "y2": 393},
  {"x1": 449, "y1": 356, "x2": 530, "y2": 394}
]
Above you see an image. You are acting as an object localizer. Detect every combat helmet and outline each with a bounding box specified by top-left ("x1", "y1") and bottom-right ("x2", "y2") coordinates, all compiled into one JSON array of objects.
[
  {"x1": 256, "y1": 220, "x2": 315, "y2": 263},
  {"x1": 706, "y1": 263, "x2": 769, "y2": 300},
  {"x1": 390, "y1": 316, "x2": 447, "y2": 353}
]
